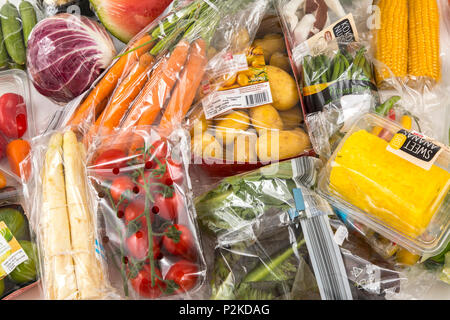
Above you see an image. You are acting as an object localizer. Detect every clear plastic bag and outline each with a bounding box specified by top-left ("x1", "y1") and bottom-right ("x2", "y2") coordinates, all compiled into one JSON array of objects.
[
  {"x1": 85, "y1": 127, "x2": 206, "y2": 300},
  {"x1": 23, "y1": 129, "x2": 114, "y2": 300},
  {"x1": 186, "y1": 11, "x2": 313, "y2": 177},
  {"x1": 318, "y1": 113, "x2": 450, "y2": 256}
]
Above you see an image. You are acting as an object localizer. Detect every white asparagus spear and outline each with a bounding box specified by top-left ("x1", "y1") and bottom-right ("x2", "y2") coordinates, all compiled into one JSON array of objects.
[
  {"x1": 42, "y1": 133, "x2": 78, "y2": 300},
  {"x1": 63, "y1": 130, "x2": 106, "y2": 299}
]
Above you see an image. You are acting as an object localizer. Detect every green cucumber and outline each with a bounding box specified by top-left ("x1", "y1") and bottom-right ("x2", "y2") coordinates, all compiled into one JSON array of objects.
[
  {"x1": 0, "y1": 27, "x2": 8, "y2": 68},
  {"x1": 1, "y1": 1, "x2": 26, "y2": 65},
  {"x1": 19, "y1": 0, "x2": 37, "y2": 45}
]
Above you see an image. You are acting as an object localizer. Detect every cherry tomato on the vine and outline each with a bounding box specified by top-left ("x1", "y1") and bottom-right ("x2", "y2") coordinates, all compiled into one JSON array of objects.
[
  {"x1": 93, "y1": 149, "x2": 128, "y2": 178},
  {"x1": 130, "y1": 265, "x2": 165, "y2": 299},
  {"x1": 125, "y1": 198, "x2": 154, "y2": 229},
  {"x1": 110, "y1": 176, "x2": 136, "y2": 205},
  {"x1": 154, "y1": 158, "x2": 184, "y2": 185},
  {"x1": 153, "y1": 190, "x2": 181, "y2": 221},
  {"x1": 165, "y1": 260, "x2": 199, "y2": 294},
  {"x1": 162, "y1": 224, "x2": 196, "y2": 261},
  {"x1": 126, "y1": 230, "x2": 161, "y2": 261}
]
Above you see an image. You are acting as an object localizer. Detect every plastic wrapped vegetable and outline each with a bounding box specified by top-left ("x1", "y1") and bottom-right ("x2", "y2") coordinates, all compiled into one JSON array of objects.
[
  {"x1": 23, "y1": 130, "x2": 114, "y2": 300},
  {"x1": 318, "y1": 113, "x2": 450, "y2": 256},
  {"x1": 27, "y1": 13, "x2": 116, "y2": 104},
  {"x1": 85, "y1": 127, "x2": 206, "y2": 300}
]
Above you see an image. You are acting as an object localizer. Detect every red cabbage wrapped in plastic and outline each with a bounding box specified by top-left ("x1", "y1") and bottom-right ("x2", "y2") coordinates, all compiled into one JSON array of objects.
[{"x1": 27, "y1": 13, "x2": 116, "y2": 104}]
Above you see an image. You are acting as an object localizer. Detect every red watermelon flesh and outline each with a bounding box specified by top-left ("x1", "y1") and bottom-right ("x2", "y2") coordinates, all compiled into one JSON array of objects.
[{"x1": 90, "y1": 0, "x2": 173, "y2": 43}]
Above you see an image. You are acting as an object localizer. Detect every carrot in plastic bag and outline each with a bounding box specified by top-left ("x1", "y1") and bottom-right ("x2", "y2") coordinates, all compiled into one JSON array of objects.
[{"x1": 68, "y1": 34, "x2": 154, "y2": 127}]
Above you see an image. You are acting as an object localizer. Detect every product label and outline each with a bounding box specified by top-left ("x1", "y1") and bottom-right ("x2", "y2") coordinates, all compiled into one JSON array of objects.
[
  {"x1": 387, "y1": 129, "x2": 444, "y2": 171},
  {"x1": 202, "y1": 46, "x2": 273, "y2": 119},
  {"x1": 293, "y1": 14, "x2": 359, "y2": 66},
  {"x1": 0, "y1": 221, "x2": 28, "y2": 279}
]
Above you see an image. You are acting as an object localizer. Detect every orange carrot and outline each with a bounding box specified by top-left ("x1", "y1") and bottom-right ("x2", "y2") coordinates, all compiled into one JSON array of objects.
[
  {"x1": 68, "y1": 34, "x2": 154, "y2": 128},
  {"x1": 6, "y1": 139, "x2": 31, "y2": 181},
  {"x1": 89, "y1": 52, "x2": 155, "y2": 139},
  {"x1": 158, "y1": 38, "x2": 208, "y2": 136},
  {"x1": 121, "y1": 40, "x2": 191, "y2": 132}
]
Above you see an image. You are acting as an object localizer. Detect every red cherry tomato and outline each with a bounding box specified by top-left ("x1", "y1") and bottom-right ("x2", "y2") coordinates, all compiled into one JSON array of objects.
[
  {"x1": 126, "y1": 230, "x2": 161, "y2": 261},
  {"x1": 125, "y1": 198, "x2": 154, "y2": 229},
  {"x1": 136, "y1": 171, "x2": 161, "y2": 193},
  {"x1": 153, "y1": 191, "x2": 180, "y2": 221},
  {"x1": 0, "y1": 93, "x2": 27, "y2": 139},
  {"x1": 162, "y1": 224, "x2": 196, "y2": 261},
  {"x1": 165, "y1": 260, "x2": 199, "y2": 294},
  {"x1": 154, "y1": 158, "x2": 184, "y2": 185},
  {"x1": 149, "y1": 139, "x2": 168, "y2": 160},
  {"x1": 110, "y1": 176, "x2": 136, "y2": 204},
  {"x1": 93, "y1": 149, "x2": 128, "y2": 177},
  {"x1": 0, "y1": 134, "x2": 7, "y2": 160},
  {"x1": 130, "y1": 265, "x2": 165, "y2": 299}
]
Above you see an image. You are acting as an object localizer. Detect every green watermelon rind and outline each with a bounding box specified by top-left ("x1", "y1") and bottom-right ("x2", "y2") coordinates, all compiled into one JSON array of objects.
[{"x1": 89, "y1": 0, "x2": 135, "y2": 43}]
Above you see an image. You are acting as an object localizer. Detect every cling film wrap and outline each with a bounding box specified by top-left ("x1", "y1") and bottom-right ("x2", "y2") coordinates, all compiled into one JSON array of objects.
[
  {"x1": 318, "y1": 113, "x2": 450, "y2": 256},
  {"x1": 85, "y1": 127, "x2": 207, "y2": 300},
  {"x1": 0, "y1": 0, "x2": 43, "y2": 71},
  {"x1": 22, "y1": 129, "x2": 115, "y2": 300}
]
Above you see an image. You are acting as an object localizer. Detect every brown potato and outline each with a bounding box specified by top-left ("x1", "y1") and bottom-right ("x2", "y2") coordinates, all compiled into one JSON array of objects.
[
  {"x1": 253, "y1": 33, "x2": 286, "y2": 63},
  {"x1": 191, "y1": 132, "x2": 223, "y2": 160},
  {"x1": 270, "y1": 52, "x2": 291, "y2": 73},
  {"x1": 256, "y1": 128, "x2": 310, "y2": 162},
  {"x1": 279, "y1": 107, "x2": 303, "y2": 130},
  {"x1": 214, "y1": 111, "x2": 250, "y2": 146},
  {"x1": 249, "y1": 104, "x2": 284, "y2": 134},
  {"x1": 266, "y1": 65, "x2": 299, "y2": 111},
  {"x1": 233, "y1": 131, "x2": 258, "y2": 163}
]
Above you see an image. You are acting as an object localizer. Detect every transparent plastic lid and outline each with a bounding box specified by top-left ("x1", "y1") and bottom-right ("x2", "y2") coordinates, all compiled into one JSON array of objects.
[
  {"x1": 318, "y1": 113, "x2": 450, "y2": 256},
  {"x1": 0, "y1": 69, "x2": 36, "y2": 182}
]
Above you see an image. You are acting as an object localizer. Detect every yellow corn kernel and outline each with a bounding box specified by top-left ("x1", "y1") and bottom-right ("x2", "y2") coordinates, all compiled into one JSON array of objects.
[
  {"x1": 375, "y1": 0, "x2": 408, "y2": 83},
  {"x1": 408, "y1": 0, "x2": 441, "y2": 82}
]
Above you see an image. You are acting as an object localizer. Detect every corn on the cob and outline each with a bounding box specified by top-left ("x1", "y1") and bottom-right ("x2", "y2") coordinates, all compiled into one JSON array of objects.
[
  {"x1": 330, "y1": 130, "x2": 449, "y2": 238},
  {"x1": 375, "y1": 0, "x2": 408, "y2": 82},
  {"x1": 408, "y1": 0, "x2": 441, "y2": 82}
]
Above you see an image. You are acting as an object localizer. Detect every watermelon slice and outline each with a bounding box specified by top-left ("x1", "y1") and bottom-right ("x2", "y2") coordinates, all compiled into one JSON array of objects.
[{"x1": 90, "y1": 0, "x2": 173, "y2": 43}]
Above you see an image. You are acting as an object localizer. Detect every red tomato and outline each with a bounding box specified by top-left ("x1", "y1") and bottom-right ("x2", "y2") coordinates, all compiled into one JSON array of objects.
[
  {"x1": 136, "y1": 171, "x2": 161, "y2": 193},
  {"x1": 154, "y1": 158, "x2": 184, "y2": 185},
  {"x1": 153, "y1": 191, "x2": 180, "y2": 221},
  {"x1": 110, "y1": 176, "x2": 136, "y2": 204},
  {"x1": 162, "y1": 224, "x2": 196, "y2": 261},
  {"x1": 130, "y1": 265, "x2": 165, "y2": 299},
  {"x1": 126, "y1": 230, "x2": 161, "y2": 261},
  {"x1": 0, "y1": 134, "x2": 7, "y2": 159},
  {"x1": 93, "y1": 149, "x2": 128, "y2": 177},
  {"x1": 149, "y1": 139, "x2": 168, "y2": 160},
  {"x1": 165, "y1": 260, "x2": 199, "y2": 293},
  {"x1": 0, "y1": 93, "x2": 27, "y2": 139},
  {"x1": 125, "y1": 198, "x2": 154, "y2": 229}
]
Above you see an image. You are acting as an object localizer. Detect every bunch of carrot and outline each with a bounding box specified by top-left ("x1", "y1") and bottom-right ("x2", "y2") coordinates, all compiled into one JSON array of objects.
[{"x1": 68, "y1": 0, "x2": 251, "y2": 154}]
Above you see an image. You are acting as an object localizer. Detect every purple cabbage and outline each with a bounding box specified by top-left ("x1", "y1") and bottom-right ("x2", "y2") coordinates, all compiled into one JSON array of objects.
[{"x1": 27, "y1": 13, "x2": 116, "y2": 104}]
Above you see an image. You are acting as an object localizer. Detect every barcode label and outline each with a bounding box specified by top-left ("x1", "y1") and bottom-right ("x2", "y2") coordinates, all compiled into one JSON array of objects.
[
  {"x1": 301, "y1": 215, "x2": 353, "y2": 300},
  {"x1": 291, "y1": 156, "x2": 320, "y2": 188},
  {"x1": 245, "y1": 91, "x2": 270, "y2": 107},
  {"x1": 202, "y1": 82, "x2": 273, "y2": 119}
]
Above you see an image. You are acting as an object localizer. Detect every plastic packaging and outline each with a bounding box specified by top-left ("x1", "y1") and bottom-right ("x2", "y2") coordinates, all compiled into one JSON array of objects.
[
  {"x1": 23, "y1": 129, "x2": 114, "y2": 300},
  {"x1": 186, "y1": 11, "x2": 313, "y2": 178},
  {"x1": 276, "y1": 0, "x2": 374, "y2": 49},
  {"x1": 38, "y1": 0, "x2": 95, "y2": 17},
  {"x1": 0, "y1": 0, "x2": 42, "y2": 71},
  {"x1": 85, "y1": 127, "x2": 206, "y2": 300},
  {"x1": 0, "y1": 69, "x2": 36, "y2": 182},
  {"x1": 0, "y1": 186, "x2": 39, "y2": 300},
  {"x1": 318, "y1": 113, "x2": 450, "y2": 256}
]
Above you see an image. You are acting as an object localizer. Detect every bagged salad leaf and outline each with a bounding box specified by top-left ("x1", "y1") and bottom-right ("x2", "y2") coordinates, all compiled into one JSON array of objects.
[
  {"x1": 85, "y1": 127, "x2": 206, "y2": 300},
  {"x1": 23, "y1": 130, "x2": 114, "y2": 300},
  {"x1": 0, "y1": 186, "x2": 39, "y2": 300}
]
